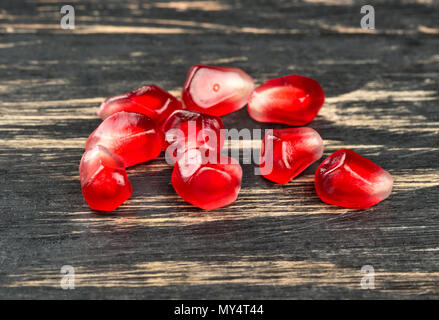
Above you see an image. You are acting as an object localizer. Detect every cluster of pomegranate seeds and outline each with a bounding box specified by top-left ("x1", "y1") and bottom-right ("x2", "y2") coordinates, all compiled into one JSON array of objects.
[
  {"x1": 315, "y1": 149, "x2": 394, "y2": 209},
  {"x1": 182, "y1": 64, "x2": 254, "y2": 116},
  {"x1": 79, "y1": 63, "x2": 393, "y2": 212},
  {"x1": 85, "y1": 111, "x2": 162, "y2": 168},
  {"x1": 162, "y1": 109, "x2": 224, "y2": 163},
  {"x1": 172, "y1": 149, "x2": 242, "y2": 210},
  {"x1": 79, "y1": 146, "x2": 133, "y2": 211},
  {"x1": 98, "y1": 84, "x2": 182, "y2": 126},
  {"x1": 248, "y1": 75, "x2": 325, "y2": 126},
  {"x1": 260, "y1": 128, "x2": 324, "y2": 184}
]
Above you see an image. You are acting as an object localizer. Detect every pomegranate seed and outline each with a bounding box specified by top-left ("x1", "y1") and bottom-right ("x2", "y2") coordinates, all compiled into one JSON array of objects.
[
  {"x1": 248, "y1": 75, "x2": 325, "y2": 126},
  {"x1": 79, "y1": 145, "x2": 132, "y2": 211},
  {"x1": 85, "y1": 111, "x2": 162, "y2": 168},
  {"x1": 260, "y1": 127, "x2": 324, "y2": 184},
  {"x1": 315, "y1": 149, "x2": 393, "y2": 209},
  {"x1": 162, "y1": 109, "x2": 224, "y2": 162},
  {"x1": 171, "y1": 149, "x2": 242, "y2": 210},
  {"x1": 182, "y1": 64, "x2": 254, "y2": 116},
  {"x1": 97, "y1": 85, "x2": 182, "y2": 126}
]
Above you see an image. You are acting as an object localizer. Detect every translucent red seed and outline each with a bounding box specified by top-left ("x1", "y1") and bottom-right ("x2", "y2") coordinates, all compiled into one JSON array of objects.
[
  {"x1": 260, "y1": 127, "x2": 324, "y2": 184},
  {"x1": 85, "y1": 111, "x2": 162, "y2": 168},
  {"x1": 315, "y1": 149, "x2": 393, "y2": 209},
  {"x1": 248, "y1": 74, "x2": 325, "y2": 126},
  {"x1": 79, "y1": 65, "x2": 396, "y2": 213},
  {"x1": 171, "y1": 149, "x2": 242, "y2": 210},
  {"x1": 182, "y1": 64, "x2": 254, "y2": 117},
  {"x1": 162, "y1": 109, "x2": 224, "y2": 162},
  {"x1": 79, "y1": 145, "x2": 132, "y2": 211},
  {"x1": 97, "y1": 85, "x2": 182, "y2": 126}
]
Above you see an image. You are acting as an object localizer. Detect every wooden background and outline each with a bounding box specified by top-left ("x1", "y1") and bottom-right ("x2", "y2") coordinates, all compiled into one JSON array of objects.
[{"x1": 0, "y1": 0, "x2": 438, "y2": 299}]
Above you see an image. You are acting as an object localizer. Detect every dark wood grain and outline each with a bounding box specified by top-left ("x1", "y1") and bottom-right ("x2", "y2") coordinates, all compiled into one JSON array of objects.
[{"x1": 0, "y1": 0, "x2": 438, "y2": 299}]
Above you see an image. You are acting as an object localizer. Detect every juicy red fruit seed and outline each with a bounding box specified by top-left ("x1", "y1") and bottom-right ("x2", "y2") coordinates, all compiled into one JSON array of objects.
[
  {"x1": 79, "y1": 145, "x2": 132, "y2": 211},
  {"x1": 248, "y1": 74, "x2": 325, "y2": 126},
  {"x1": 162, "y1": 109, "x2": 224, "y2": 162},
  {"x1": 97, "y1": 85, "x2": 182, "y2": 126},
  {"x1": 315, "y1": 149, "x2": 393, "y2": 209},
  {"x1": 172, "y1": 149, "x2": 242, "y2": 210},
  {"x1": 260, "y1": 127, "x2": 324, "y2": 184},
  {"x1": 182, "y1": 64, "x2": 254, "y2": 117},
  {"x1": 85, "y1": 111, "x2": 162, "y2": 168}
]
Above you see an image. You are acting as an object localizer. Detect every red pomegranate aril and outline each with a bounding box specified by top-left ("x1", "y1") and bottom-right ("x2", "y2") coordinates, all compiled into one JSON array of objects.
[
  {"x1": 260, "y1": 127, "x2": 324, "y2": 184},
  {"x1": 85, "y1": 111, "x2": 162, "y2": 168},
  {"x1": 315, "y1": 149, "x2": 393, "y2": 209},
  {"x1": 248, "y1": 74, "x2": 325, "y2": 126},
  {"x1": 79, "y1": 145, "x2": 132, "y2": 211},
  {"x1": 172, "y1": 149, "x2": 242, "y2": 210},
  {"x1": 182, "y1": 64, "x2": 254, "y2": 117},
  {"x1": 162, "y1": 109, "x2": 224, "y2": 162},
  {"x1": 97, "y1": 85, "x2": 182, "y2": 126}
]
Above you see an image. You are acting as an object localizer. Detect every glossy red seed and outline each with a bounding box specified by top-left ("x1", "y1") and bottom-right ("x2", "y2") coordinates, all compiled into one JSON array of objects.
[
  {"x1": 260, "y1": 127, "x2": 324, "y2": 184},
  {"x1": 79, "y1": 145, "x2": 132, "y2": 211},
  {"x1": 162, "y1": 109, "x2": 224, "y2": 162},
  {"x1": 85, "y1": 111, "x2": 162, "y2": 168},
  {"x1": 171, "y1": 149, "x2": 242, "y2": 210},
  {"x1": 248, "y1": 74, "x2": 325, "y2": 126},
  {"x1": 182, "y1": 64, "x2": 254, "y2": 116},
  {"x1": 97, "y1": 85, "x2": 182, "y2": 126},
  {"x1": 315, "y1": 149, "x2": 393, "y2": 209}
]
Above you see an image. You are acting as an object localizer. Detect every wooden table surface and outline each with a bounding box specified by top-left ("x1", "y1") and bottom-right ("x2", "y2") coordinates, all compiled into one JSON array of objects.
[{"x1": 0, "y1": 0, "x2": 438, "y2": 299}]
